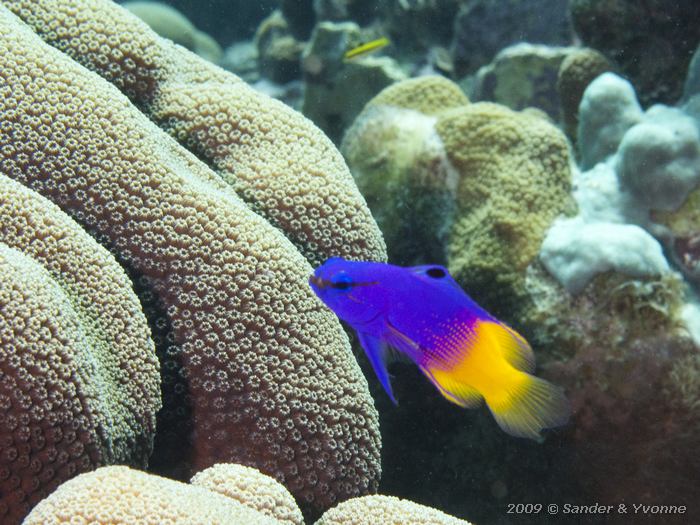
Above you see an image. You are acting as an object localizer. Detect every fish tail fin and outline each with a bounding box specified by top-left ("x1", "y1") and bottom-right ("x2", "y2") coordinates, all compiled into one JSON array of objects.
[
  {"x1": 485, "y1": 372, "x2": 570, "y2": 440},
  {"x1": 421, "y1": 320, "x2": 569, "y2": 440},
  {"x1": 477, "y1": 321, "x2": 570, "y2": 439}
]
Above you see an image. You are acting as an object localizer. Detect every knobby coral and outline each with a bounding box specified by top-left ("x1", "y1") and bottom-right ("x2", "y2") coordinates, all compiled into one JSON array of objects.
[
  {"x1": 314, "y1": 495, "x2": 472, "y2": 525},
  {"x1": 2, "y1": 0, "x2": 386, "y2": 267},
  {"x1": 0, "y1": 4, "x2": 380, "y2": 519},
  {"x1": 437, "y1": 102, "x2": 575, "y2": 310},
  {"x1": 0, "y1": 173, "x2": 160, "y2": 523},
  {"x1": 191, "y1": 463, "x2": 304, "y2": 525},
  {"x1": 23, "y1": 465, "x2": 283, "y2": 524}
]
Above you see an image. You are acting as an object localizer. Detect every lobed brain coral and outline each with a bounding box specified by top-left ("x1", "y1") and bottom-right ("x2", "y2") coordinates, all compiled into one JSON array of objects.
[
  {"x1": 314, "y1": 495, "x2": 472, "y2": 525},
  {"x1": 437, "y1": 102, "x2": 575, "y2": 310},
  {"x1": 0, "y1": 4, "x2": 380, "y2": 519},
  {"x1": 23, "y1": 465, "x2": 283, "y2": 524},
  {"x1": 3, "y1": 0, "x2": 386, "y2": 267},
  {"x1": 191, "y1": 463, "x2": 304, "y2": 525},
  {"x1": 0, "y1": 174, "x2": 160, "y2": 523},
  {"x1": 366, "y1": 75, "x2": 469, "y2": 116}
]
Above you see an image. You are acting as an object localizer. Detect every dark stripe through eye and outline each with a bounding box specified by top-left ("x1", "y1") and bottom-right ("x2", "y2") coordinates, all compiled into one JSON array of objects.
[
  {"x1": 332, "y1": 280, "x2": 352, "y2": 290},
  {"x1": 426, "y1": 267, "x2": 446, "y2": 278}
]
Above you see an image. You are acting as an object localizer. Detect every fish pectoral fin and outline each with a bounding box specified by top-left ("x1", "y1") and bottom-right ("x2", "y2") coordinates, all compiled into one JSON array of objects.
[
  {"x1": 384, "y1": 320, "x2": 421, "y2": 361},
  {"x1": 419, "y1": 365, "x2": 484, "y2": 409},
  {"x1": 357, "y1": 331, "x2": 399, "y2": 405}
]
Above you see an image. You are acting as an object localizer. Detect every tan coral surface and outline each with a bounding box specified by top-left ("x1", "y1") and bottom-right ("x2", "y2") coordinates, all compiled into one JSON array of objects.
[
  {"x1": 0, "y1": 171, "x2": 161, "y2": 524},
  {"x1": 191, "y1": 463, "x2": 304, "y2": 525},
  {"x1": 0, "y1": 4, "x2": 380, "y2": 518},
  {"x1": 2, "y1": 0, "x2": 386, "y2": 266},
  {"x1": 314, "y1": 495, "x2": 472, "y2": 525},
  {"x1": 23, "y1": 466, "x2": 282, "y2": 524}
]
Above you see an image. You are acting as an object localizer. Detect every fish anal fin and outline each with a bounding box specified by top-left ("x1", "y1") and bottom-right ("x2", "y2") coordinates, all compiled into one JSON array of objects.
[
  {"x1": 420, "y1": 365, "x2": 483, "y2": 409},
  {"x1": 357, "y1": 331, "x2": 398, "y2": 405},
  {"x1": 478, "y1": 321, "x2": 535, "y2": 373}
]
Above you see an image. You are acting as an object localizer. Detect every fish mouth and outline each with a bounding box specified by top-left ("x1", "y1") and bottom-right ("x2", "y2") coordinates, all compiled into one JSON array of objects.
[{"x1": 309, "y1": 274, "x2": 328, "y2": 288}]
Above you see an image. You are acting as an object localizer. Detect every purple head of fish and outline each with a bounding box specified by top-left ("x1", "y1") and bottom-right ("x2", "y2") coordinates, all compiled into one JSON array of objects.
[{"x1": 309, "y1": 257, "x2": 393, "y2": 327}]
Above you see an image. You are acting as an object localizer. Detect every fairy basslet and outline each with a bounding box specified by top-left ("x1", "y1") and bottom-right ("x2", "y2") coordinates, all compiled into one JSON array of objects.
[{"x1": 309, "y1": 258, "x2": 570, "y2": 440}]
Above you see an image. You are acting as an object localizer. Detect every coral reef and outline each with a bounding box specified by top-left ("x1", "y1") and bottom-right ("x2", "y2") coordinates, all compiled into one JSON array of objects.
[
  {"x1": 314, "y1": 495, "x2": 472, "y2": 525},
  {"x1": 191, "y1": 463, "x2": 305, "y2": 525},
  {"x1": 471, "y1": 43, "x2": 575, "y2": 120},
  {"x1": 0, "y1": 174, "x2": 160, "y2": 523},
  {"x1": 524, "y1": 266, "x2": 700, "y2": 523},
  {"x1": 556, "y1": 47, "x2": 612, "y2": 144},
  {"x1": 301, "y1": 21, "x2": 407, "y2": 143},
  {"x1": 570, "y1": 0, "x2": 700, "y2": 105},
  {"x1": 553, "y1": 73, "x2": 700, "y2": 289},
  {"x1": 123, "y1": 1, "x2": 223, "y2": 63},
  {"x1": 23, "y1": 465, "x2": 283, "y2": 524},
  {"x1": 577, "y1": 73, "x2": 642, "y2": 170},
  {"x1": 451, "y1": 0, "x2": 572, "y2": 77},
  {"x1": 438, "y1": 102, "x2": 575, "y2": 311},
  {"x1": 341, "y1": 76, "x2": 466, "y2": 264},
  {"x1": 366, "y1": 75, "x2": 469, "y2": 116},
  {"x1": 0, "y1": 3, "x2": 381, "y2": 520},
  {"x1": 5, "y1": 0, "x2": 386, "y2": 267},
  {"x1": 341, "y1": 76, "x2": 577, "y2": 523},
  {"x1": 255, "y1": 10, "x2": 305, "y2": 83},
  {"x1": 344, "y1": 75, "x2": 575, "y2": 309}
]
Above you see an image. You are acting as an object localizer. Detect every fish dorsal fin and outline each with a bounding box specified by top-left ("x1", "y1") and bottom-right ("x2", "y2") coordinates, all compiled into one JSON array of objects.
[
  {"x1": 478, "y1": 321, "x2": 535, "y2": 373},
  {"x1": 356, "y1": 331, "x2": 398, "y2": 405}
]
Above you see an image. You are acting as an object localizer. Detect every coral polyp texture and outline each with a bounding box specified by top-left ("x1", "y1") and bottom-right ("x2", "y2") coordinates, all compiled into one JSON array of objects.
[
  {"x1": 22, "y1": 466, "x2": 284, "y2": 524},
  {"x1": 437, "y1": 102, "x2": 575, "y2": 309},
  {"x1": 314, "y1": 495, "x2": 472, "y2": 525},
  {"x1": 343, "y1": 76, "x2": 574, "y2": 310},
  {"x1": 190, "y1": 463, "x2": 304, "y2": 525},
  {"x1": 2, "y1": 0, "x2": 386, "y2": 267},
  {"x1": 0, "y1": 174, "x2": 160, "y2": 523},
  {"x1": 0, "y1": 4, "x2": 381, "y2": 519}
]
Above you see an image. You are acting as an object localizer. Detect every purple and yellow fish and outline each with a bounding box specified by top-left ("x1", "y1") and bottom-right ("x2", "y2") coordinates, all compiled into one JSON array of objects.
[{"x1": 309, "y1": 258, "x2": 569, "y2": 440}]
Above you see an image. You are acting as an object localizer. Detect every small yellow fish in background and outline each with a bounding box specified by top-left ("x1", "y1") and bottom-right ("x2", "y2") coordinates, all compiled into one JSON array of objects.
[{"x1": 344, "y1": 37, "x2": 391, "y2": 60}]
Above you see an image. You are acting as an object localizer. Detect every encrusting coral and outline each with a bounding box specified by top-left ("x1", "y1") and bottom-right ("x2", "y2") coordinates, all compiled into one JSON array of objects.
[
  {"x1": 438, "y1": 102, "x2": 575, "y2": 310},
  {"x1": 191, "y1": 463, "x2": 305, "y2": 525},
  {"x1": 22, "y1": 466, "x2": 283, "y2": 524},
  {"x1": 314, "y1": 495, "x2": 472, "y2": 525},
  {"x1": 0, "y1": 174, "x2": 161, "y2": 524},
  {"x1": 2, "y1": 0, "x2": 386, "y2": 267},
  {"x1": 0, "y1": 4, "x2": 381, "y2": 520}
]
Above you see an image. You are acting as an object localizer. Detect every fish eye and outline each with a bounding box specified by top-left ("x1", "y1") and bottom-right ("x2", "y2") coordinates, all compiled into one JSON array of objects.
[
  {"x1": 426, "y1": 267, "x2": 446, "y2": 278},
  {"x1": 331, "y1": 272, "x2": 353, "y2": 290}
]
